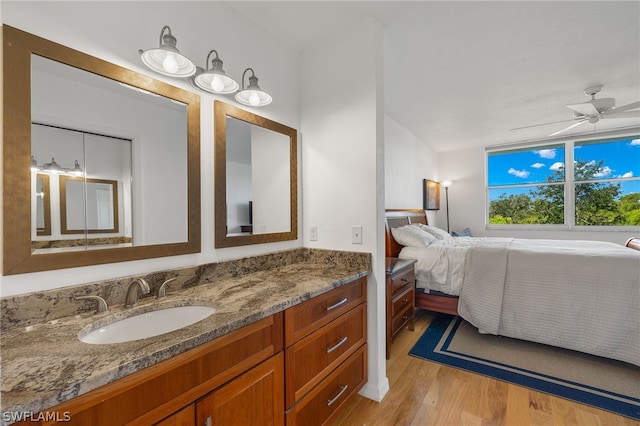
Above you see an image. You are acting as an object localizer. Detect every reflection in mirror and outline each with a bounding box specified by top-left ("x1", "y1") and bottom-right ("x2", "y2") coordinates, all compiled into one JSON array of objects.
[
  {"x1": 35, "y1": 174, "x2": 51, "y2": 236},
  {"x1": 225, "y1": 117, "x2": 291, "y2": 236},
  {"x1": 214, "y1": 101, "x2": 297, "y2": 248},
  {"x1": 60, "y1": 176, "x2": 119, "y2": 234},
  {"x1": 3, "y1": 25, "x2": 201, "y2": 274}
]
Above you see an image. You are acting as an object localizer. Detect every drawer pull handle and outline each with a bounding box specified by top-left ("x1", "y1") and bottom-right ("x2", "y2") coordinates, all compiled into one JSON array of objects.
[
  {"x1": 403, "y1": 298, "x2": 409, "y2": 303},
  {"x1": 205, "y1": 416, "x2": 212, "y2": 426},
  {"x1": 327, "y1": 384, "x2": 349, "y2": 406},
  {"x1": 401, "y1": 277, "x2": 409, "y2": 283},
  {"x1": 326, "y1": 297, "x2": 348, "y2": 311},
  {"x1": 326, "y1": 336, "x2": 348, "y2": 353}
]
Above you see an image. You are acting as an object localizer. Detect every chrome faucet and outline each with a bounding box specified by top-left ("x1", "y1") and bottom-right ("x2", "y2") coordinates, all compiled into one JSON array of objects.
[
  {"x1": 157, "y1": 277, "x2": 177, "y2": 299},
  {"x1": 125, "y1": 278, "x2": 150, "y2": 308},
  {"x1": 75, "y1": 295, "x2": 110, "y2": 313}
]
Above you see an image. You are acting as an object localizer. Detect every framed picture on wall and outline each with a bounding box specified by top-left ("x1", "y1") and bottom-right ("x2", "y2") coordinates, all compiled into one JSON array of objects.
[{"x1": 423, "y1": 179, "x2": 440, "y2": 210}]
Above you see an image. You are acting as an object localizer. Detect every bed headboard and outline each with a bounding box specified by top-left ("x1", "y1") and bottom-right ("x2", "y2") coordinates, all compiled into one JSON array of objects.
[{"x1": 384, "y1": 209, "x2": 428, "y2": 258}]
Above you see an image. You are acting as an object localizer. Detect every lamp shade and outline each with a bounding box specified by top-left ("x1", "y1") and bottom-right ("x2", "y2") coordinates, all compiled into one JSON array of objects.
[
  {"x1": 193, "y1": 50, "x2": 239, "y2": 94},
  {"x1": 139, "y1": 26, "x2": 196, "y2": 78},
  {"x1": 235, "y1": 68, "x2": 272, "y2": 106}
]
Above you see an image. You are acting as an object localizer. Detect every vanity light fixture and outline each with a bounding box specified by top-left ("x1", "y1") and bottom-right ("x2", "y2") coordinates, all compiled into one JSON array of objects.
[
  {"x1": 235, "y1": 68, "x2": 272, "y2": 107},
  {"x1": 33, "y1": 157, "x2": 83, "y2": 176},
  {"x1": 139, "y1": 26, "x2": 196, "y2": 78},
  {"x1": 41, "y1": 157, "x2": 63, "y2": 174},
  {"x1": 193, "y1": 50, "x2": 239, "y2": 94}
]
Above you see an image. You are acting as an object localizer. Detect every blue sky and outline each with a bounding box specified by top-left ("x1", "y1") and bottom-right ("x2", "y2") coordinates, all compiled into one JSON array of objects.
[{"x1": 488, "y1": 137, "x2": 640, "y2": 187}]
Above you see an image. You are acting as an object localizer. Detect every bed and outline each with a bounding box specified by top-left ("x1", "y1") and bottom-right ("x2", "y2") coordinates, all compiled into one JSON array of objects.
[{"x1": 384, "y1": 209, "x2": 640, "y2": 366}]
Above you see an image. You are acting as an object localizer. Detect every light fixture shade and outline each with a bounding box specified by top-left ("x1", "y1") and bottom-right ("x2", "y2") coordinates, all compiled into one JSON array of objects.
[
  {"x1": 139, "y1": 26, "x2": 196, "y2": 78},
  {"x1": 235, "y1": 68, "x2": 272, "y2": 107},
  {"x1": 193, "y1": 50, "x2": 239, "y2": 94},
  {"x1": 42, "y1": 157, "x2": 62, "y2": 174},
  {"x1": 73, "y1": 160, "x2": 83, "y2": 176}
]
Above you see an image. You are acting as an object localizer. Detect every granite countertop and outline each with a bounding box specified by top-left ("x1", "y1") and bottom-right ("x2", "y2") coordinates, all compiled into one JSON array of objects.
[{"x1": 0, "y1": 257, "x2": 369, "y2": 417}]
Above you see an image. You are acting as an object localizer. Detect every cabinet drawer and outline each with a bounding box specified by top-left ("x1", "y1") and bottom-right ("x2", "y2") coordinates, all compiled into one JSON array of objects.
[
  {"x1": 391, "y1": 287, "x2": 414, "y2": 316},
  {"x1": 285, "y1": 303, "x2": 366, "y2": 407},
  {"x1": 284, "y1": 277, "x2": 366, "y2": 347},
  {"x1": 392, "y1": 302, "x2": 414, "y2": 335},
  {"x1": 389, "y1": 268, "x2": 414, "y2": 296},
  {"x1": 286, "y1": 345, "x2": 367, "y2": 426}
]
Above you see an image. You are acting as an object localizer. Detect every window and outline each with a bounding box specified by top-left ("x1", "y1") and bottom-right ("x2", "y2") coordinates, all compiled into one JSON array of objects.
[{"x1": 487, "y1": 136, "x2": 640, "y2": 228}]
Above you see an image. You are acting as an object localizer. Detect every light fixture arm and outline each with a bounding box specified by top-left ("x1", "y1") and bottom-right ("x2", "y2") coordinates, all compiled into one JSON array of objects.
[
  {"x1": 158, "y1": 26, "x2": 178, "y2": 53},
  {"x1": 205, "y1": 49, "x2": 222, "y2": 72},
  {"x1": 240, "y1": 68, "x2": 256, "y2": 90}
]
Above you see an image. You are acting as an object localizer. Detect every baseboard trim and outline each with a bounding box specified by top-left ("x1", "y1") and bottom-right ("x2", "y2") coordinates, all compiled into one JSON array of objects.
[{"x1": 358, "y1": 377, "x2": 390, "y2": 402}]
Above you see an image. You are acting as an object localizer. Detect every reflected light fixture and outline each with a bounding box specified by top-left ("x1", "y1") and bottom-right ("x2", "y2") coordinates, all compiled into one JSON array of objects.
[
  {"x1": 139, "y1": 26, "x2": 196, "y2": 78},
  {"x1": 235, "y1": 68, "x2": 272, "y2": 107},
  {"x1": 73, "y1": 160, "x2": 83, "y2": 176},
  {"x1": 41, "y1": 157, "x2": 63, "y2": 174},
  {"x1": 193, "y1": 50, "x2": 239, "y2": 94},
  {"x1": 31, "y1": 155, "x2": 38, "y2": 172}
]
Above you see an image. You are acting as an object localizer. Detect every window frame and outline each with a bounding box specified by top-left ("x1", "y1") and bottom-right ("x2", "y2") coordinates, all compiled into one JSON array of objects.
[{"x1": 486, "y1": 133, "x2": 640, "y2": 232}]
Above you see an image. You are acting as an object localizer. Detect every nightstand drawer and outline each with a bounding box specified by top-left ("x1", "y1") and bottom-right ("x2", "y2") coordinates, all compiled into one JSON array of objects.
[
  {"x1": 392, "y1": 302, "x2": 414, "y2": 334},
  {"x1": 285, "y1": 303, "x2": 366, "y2": 407},
  {"x1": 389, "y1": 268, "x2": 415, "y2": 296},
  {"x1": 392, "y1": 287, "x2": 414, "y2": 316}
]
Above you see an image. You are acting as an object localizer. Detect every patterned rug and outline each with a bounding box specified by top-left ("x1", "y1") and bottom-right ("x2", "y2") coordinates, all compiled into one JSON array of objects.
[{"x1": 409, "y1": 314, "x2": 640, "y2": 420}]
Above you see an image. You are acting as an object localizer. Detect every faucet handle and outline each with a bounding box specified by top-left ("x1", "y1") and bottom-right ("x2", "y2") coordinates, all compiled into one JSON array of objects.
[
  {"x1": 157, "y1": 277, "x2": 178, "y2": 299},
  {"x1": 75, "y1": 295, "x2": 110, "y2": 313}
]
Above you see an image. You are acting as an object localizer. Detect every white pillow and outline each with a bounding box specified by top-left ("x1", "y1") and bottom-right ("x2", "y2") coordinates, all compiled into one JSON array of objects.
[
  {"x1": 415, "y1": 224, "x2": 452, "y2": 240},
  {"x1": 391, "y1": 224, "x2": 438, "y2": 247}
]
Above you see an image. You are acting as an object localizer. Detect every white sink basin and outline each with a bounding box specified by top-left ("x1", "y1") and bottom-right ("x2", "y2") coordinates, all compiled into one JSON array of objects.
[{"x1": 79, "y1": 305, "x2": 216, "y2": 344}]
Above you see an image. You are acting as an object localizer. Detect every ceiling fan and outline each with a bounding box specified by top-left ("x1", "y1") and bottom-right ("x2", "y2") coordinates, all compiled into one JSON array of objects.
[{"x1": 512, "y1": 85, "x2": 640, "y2": 137}]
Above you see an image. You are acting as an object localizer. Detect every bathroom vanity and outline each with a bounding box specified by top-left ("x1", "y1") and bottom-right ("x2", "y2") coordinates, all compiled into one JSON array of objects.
[{"x1": 0, "y1": 249, "x2": 370, "y2": 425}]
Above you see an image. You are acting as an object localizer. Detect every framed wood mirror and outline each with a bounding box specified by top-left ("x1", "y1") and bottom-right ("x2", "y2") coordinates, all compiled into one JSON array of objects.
[
  {"x1": 3, "y1": 25, "x2": 201, "y2": 275},
  {"x1": 214, "y1": 101, "x2": 297, "y2": 248}
]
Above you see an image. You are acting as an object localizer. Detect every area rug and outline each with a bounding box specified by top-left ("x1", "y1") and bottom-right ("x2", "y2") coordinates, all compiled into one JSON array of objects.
[{"x1": 409, "y1": 314, "x2": 640, "y2": 420}]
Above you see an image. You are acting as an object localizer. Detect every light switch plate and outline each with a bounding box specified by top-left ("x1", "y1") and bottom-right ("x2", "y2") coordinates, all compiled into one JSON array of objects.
[
  {"x1": 309, "y1": 225, "x2": 318, "y2": 241},
  {"x1": 352, "y1": 225, "x2": 363, "y2": 244}
]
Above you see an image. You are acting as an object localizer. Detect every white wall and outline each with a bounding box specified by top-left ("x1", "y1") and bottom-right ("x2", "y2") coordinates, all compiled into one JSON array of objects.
[
  {"x1": 300, "y1": 19, "x2": 389, "y2": 402},
  {"x1": 384, "y1": 114, "x2": 441, "y2": 226},
  {"x1": 439, "y1": 140, "x2": 639, "y2": 244},
  {"x1": 1, "y1": 1, "x2": 301, "y2": 295}
]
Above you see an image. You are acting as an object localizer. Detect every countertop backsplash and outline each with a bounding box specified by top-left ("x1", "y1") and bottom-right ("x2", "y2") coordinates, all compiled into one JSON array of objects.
[{"x1": 0, "y1": 248, "x2": 371, "y2": 333}]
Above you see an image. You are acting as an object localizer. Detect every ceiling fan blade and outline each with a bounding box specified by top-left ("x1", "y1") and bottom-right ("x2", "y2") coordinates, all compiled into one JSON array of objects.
[
  {"x1": 510, "y1": 118, "x2": 577, "y2": 131},
  {"x1": 547, "y1": 119, "x2": 587, "y2": 137},
  {"x1": 602, "y1": 111, "x2": 640, "y2": 119},
  {"x1": 566, "y1": 102, "x2": 599, "y2": 116},
  {"x1": 604, "y1": 101, "x2": 640, "y2": 115}
]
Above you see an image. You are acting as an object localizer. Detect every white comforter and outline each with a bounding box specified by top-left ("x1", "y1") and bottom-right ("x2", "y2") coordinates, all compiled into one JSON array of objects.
[{"x1": 402, "y1": 237, "x2": 640, "y2": 366}]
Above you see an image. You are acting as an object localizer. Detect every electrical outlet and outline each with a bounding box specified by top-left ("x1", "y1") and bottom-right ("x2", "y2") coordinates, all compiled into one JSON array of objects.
[
  {"x1": 352, "y1": 225, "x2": 363, "y2": 244},
  {"x1": 309, "y1": 225, "x2": 318, "y2": 241}
]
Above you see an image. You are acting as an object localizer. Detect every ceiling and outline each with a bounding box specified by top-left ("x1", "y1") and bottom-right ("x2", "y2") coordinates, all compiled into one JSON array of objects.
[{"x1": 227, "y1": 1, "x2": 640, "y2": 152}]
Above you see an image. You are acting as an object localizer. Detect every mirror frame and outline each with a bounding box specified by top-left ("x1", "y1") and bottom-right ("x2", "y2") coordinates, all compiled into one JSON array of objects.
[
  {"x1": 214, "y1": 100, "x2": 297, "y2": 248},
  {"x1": 3, "y1": 25, "x2": 201, "y2": 275},
  {"x1": 59, "y1": 176, "x2": 120, "y2": 235},
  {"x1": 35, "y1": 173, "x2": 51, "y2": 236}
]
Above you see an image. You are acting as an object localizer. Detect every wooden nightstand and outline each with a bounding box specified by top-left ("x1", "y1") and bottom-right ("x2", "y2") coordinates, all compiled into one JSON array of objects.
[{"x1": 385, "y1": 257, "x2": 416, "y2": 359}]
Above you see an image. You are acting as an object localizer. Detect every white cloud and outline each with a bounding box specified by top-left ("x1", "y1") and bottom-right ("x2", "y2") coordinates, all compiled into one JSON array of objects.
[
  {"x1": 594, "y1": 166, "x2": 612, "y2": 178},
  {"x1": 549, "y1": 162, "x2": 564, "y2": 171},
  {"x1": 508, "y1": 168, "x2": 530, "y2": 178},
  {"x1": 621, "y1": 171, "x2": 634, "y2": 178},
  {"x1": 630, "y1": 139, "x2": 640, "y2": 146},
  {"x1": 531, "y1": 163, "x2": 545, "y2": 169},
  {"x1": 535, "y1": 149, "x2": 556, "y2": 159}
]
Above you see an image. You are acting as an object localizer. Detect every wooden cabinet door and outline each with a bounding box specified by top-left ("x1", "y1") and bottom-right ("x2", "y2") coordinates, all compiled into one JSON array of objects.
[
  {"x1": 155, "y1": 405, "x2": 195, "y2": 426},
  {"x1": 196, "y1": 353, "x2": 284, "y2": 426}
]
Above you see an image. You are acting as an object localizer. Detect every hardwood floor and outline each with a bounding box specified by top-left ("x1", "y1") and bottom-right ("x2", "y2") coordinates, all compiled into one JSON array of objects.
[{"x1": 331, "y1": 309, "x2": 640, "y2": 426}]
